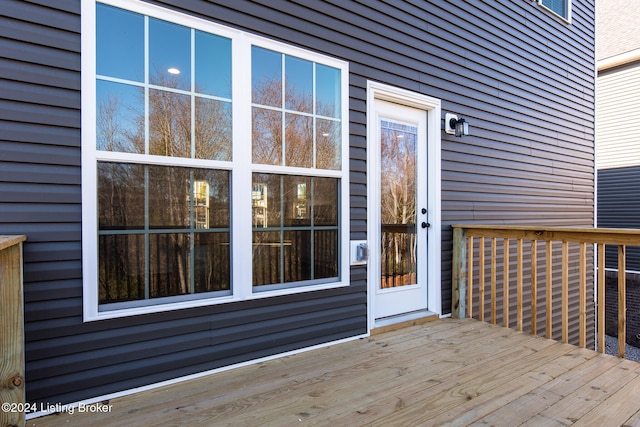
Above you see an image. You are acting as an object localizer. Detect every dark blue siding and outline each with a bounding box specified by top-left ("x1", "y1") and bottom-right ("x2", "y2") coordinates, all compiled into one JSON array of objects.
[
  {"x1": 0, "y1": 0, "x2": 594, "y2": 406},
  {"x1": 598, "y1": 166, "x2": 640, "y2": 271}
]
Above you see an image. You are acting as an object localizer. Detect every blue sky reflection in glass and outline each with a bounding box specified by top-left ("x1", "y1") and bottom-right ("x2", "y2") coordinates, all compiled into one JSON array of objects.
[
  {"x1": 97, "y1": 3, "x2": 144, "y2": 82},
  {"x1": 195, "y1": 31, "x2": 232, "y2": 98},
  {"x1": 149, "y1": 17, "x2": 191, "y2": 90}
]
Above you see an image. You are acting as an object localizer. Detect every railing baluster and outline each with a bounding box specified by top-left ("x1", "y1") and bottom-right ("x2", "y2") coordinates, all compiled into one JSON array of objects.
[
  {"x1": 467, "y1": 235, "x2": 474, "y2": 319},
  {"x1": 517, "y1": 238, "x2": 523, "y2": 332},
  {"x1": 531, "y1": 240, "x2": 538, "y2": 336},
  {"x1": 618, "y1": 244, "x2": 626, "y2": 358},
  {"x1": 546, "y1": 240, "x2": 553, "y2": 340},
  {"x1": 504, "y1": 238, "x2": 510, "y2": 328},
  {"x1": 597, "y1": 243, "x2": 605, "y2": 353},
  {"x1": 562, "y1": 241, "x2": 569, "y2": 344},
  {"x1": 491, "y1": 237, "x2": 497, "y2": 325},
  {"x1": 479, "y1": 237, "x2": 485, "y2": 321},
  {"x1": 579, "y1": 241, "x2": 586, "y2": 348}
]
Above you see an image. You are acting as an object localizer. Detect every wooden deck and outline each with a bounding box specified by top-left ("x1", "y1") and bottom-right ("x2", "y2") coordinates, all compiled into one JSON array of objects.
[{"x1": 31, "y1": 318, "x2": 640, "y2": 426}]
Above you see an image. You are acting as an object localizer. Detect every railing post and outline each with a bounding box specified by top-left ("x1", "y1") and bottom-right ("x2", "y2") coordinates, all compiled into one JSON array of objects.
[
  {"x1": 0, "y1": 235, "x2": 26, "y2": 427},
  {"x1": 452, "y1": 226, "x2": 467, "y2": 319}
]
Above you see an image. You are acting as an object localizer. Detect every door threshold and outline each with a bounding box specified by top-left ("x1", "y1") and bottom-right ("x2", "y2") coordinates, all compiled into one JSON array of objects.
[{"x1": 372, "y1": 310, "x2": 439, "y2": 335}]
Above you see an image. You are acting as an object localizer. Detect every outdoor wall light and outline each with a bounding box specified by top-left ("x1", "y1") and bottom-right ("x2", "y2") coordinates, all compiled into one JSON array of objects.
[{"x1": 444, "y1": 113, "x2": 470, "y2": 137}]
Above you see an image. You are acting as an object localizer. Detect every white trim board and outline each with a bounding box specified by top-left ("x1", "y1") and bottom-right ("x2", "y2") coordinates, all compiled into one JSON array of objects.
[{"x1": 366, "y1": 81, "x2": 443, "y2": 331}]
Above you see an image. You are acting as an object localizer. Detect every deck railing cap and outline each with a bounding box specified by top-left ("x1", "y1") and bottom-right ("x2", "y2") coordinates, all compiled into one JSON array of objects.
[{"x1": 0, "y1": 235, "x2": 27, "y2": 252}]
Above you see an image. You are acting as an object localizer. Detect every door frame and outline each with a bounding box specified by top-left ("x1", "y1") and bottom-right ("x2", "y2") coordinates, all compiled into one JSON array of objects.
[{"x1": 366, "y1": 81, "x2": 442, "y2": 330}]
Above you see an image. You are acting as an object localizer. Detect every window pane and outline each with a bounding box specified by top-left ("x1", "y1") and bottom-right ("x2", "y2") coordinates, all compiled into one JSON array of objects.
[
  {"x1": 149, "y1": 18, "x2": 191, "y2": 90},
  {"x1": 316, "y1": 119, "x2": 341, "y2": 170},
  {"x1": 192, "y1": 169, "x2": 231, "y2": 229},
  {"x1": 313, "y1": 177, "x2": 339, "y2": 226},
  {"x1": 98, "y1": 162, "x2": 145, "y2": 230},
  {"x1": 195, "y1": 97, "x2": 232, "y2": 161},
  {"x1": 148, "y1": 166, "x2": 190, "y2": 229},
  {"x1": 96, "y1": 80, "x2": 144, "y2": 153},
  {"x1": 97, "y1": 3, "x2": 144, "y2": 82},
  {"x1": 284, "y1": 230, "x2": 312, "y2": 283},
  {"x1": 315, "y1": 229, "x2": 338, "y2": 280},
  {"x1": 149, "y1": 89, "x2": 191, "y2": 157},
  {"x1": 283, "y1": 176, "x2": 311, "y2": 227},
  {"x1": 285, "y1": 113, "x2": 313, "y2": 168},
  {"x1": 253, "y1": 231, "x2": 281, "y2": 286},
  {"x1": 99, "y1": 234, "x2": 145, "y2": 304},
  {"x1": 195, "y1": 31, "x2": 232, "y2": 98},
  {"x1": 316, "y1": 64, "x2": 341, "y2": 118},
  {"x1": 285, "y1": 56, "x2": 313, "y2": 113},
  {"x1": 252, "y1": 107, "x2": 282, "y2": 165},
  {"x1": 541, "y1": 0, "x2": 566, "y2": 16},
  {"x1": 149, "y1": 233, "x2": 191, "y2": 297},
  {"x1": 252, "y1": 46, "x2": 282, "y2": 107},
  {"x1": 252, "y1": 174, "x2": 340, "y2": 288},
  {"x1": 194, "y1": 232, "x2": 230, "y2": 292},
  {"x1": 252, "y1": 173, "x2": 282, "y2": 228}
]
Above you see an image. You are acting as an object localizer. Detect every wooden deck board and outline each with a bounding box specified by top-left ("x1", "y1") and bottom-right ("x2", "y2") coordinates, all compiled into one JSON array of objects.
[{"x1": 30, "y1": 318, "x2": 640, "y2": 427}]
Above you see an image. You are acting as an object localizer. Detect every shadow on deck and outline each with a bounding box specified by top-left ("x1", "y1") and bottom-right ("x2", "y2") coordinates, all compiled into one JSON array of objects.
[{"x1": 31, "y1": 318, "x2": 640, "y2": 426}]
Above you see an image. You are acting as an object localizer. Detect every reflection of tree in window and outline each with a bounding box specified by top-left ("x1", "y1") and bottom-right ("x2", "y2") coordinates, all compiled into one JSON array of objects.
[
  {"x1": 97, "y1": 72, "x2": 231, "y2": 160},
  {"x1": 252, "y1": 174, "x2": 339, "y2": 287},
  {"x1": 96, "y1": 84, "x2": 144, "y2": 153},
  {"x1": 252, "y1": 77, "x2": 341, "y2": 169},
  {"x1": 98, "y1": 165, "x2": 231, "y2": 303},
  {"x1": 380, "y1": 123, "x2": 418, "y2": 288}
]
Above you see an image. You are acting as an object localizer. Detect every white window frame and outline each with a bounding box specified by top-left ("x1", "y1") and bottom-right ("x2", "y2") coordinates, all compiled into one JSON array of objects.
[
  {"x1": 538, "y1": 0, "x2": 572, "y2": 24},
  {"x1": 81, "y1": 0, "x2": 350, "y2": 321}
]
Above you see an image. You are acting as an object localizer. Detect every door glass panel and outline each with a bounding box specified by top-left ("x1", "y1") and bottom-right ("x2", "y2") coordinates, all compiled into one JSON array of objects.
[{"x1": 380, "y1": 119, "x2": 417, "y2": 288}]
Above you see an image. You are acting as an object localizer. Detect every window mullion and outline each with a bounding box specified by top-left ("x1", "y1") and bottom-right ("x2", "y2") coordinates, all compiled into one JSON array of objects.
[
  {"x1": 232, "y1": 34, "x2": 254, "y2": 299},
  {"x1": 144, "y1": 165, "x2": 150, "y2": 299},
  {"x1": 191, "y1": 28, "x2": 196, "y2": 160},
  {"x1": 144, "y1": 15, "x2": 149, "y2": 155}
]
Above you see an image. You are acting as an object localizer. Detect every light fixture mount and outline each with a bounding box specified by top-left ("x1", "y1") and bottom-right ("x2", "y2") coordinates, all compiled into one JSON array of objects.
[{"x1": 444, "y1": 113, "x2": 469, "y2": 137}]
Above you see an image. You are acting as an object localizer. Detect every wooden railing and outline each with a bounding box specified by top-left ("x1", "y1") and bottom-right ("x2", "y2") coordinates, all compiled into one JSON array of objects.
[
  {"x1": 452, "y1": 225, "x2": 640, "y2": 358},
  {"x1": 0, "y1": 235, "x2": 26, "y2": 427},
  {"x1": 381, "y1": 224, "x2": 416, "y2": 288}
]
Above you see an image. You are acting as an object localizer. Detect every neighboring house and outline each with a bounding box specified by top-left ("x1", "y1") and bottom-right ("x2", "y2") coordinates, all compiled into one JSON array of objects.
[
  {"x1": 596, "y1": 0, "x2": 640, "y2": 271},
  {"x1": 596, "y1": 0, "x2": 640, "y2": 345},
  {"x1": 0, "y1": 0, "x2": 594, "y2": 412}
]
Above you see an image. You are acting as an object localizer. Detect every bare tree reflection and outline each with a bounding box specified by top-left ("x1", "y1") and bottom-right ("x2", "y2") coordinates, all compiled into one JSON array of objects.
[
  {"x1": 252, "y1": 77, "x2": 340, "y2": 169},
  {"x1": 97, "y1": 72, "x2": 341, "y2": 301},
  {"x1": 97, "y1": 74, "x2": 231, "y2": 304},
  {"x1": 380, "y1": 126, "x2": 417, "y2": 288}
]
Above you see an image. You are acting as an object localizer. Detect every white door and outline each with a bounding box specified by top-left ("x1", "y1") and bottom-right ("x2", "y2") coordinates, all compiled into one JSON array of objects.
[{"x1": 370, "y1": 99, "x2": 429, "y2": 320}]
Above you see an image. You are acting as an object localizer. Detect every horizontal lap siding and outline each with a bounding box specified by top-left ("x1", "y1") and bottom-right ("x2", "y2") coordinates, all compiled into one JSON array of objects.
[
  {"x1": 598, "y1": 166, "x2": 640, "y2": 272},
  {"x1": 596, "y1": 63, "x2": 640, "y2": 272},
  {"x1": 0, "y1": 0, "x2": 594, "y2": 405}
]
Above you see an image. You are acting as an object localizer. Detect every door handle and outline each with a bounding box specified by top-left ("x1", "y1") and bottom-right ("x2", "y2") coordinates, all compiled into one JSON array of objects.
[{"x1": 421, "y1": 222, "x2": 430, "y2": 229}]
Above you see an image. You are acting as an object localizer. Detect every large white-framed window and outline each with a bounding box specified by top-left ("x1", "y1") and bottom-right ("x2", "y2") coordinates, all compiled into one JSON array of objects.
[
  {"x1": 81, "y1": 0, "x2": 349, "y2": 321},
  {"x1": 539, "y1": 0, "x2": 572, "y2": 23}
]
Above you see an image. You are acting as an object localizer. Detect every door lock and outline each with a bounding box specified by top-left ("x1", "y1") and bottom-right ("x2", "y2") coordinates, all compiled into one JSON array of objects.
[{"x1": 421, "y1": 222, "x2": 430, "y2": 229}]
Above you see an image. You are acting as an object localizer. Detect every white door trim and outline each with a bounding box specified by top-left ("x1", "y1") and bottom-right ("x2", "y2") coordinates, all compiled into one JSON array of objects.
[{"x1": 366, "y1": 81, "x2": 442, "y2": 331}]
